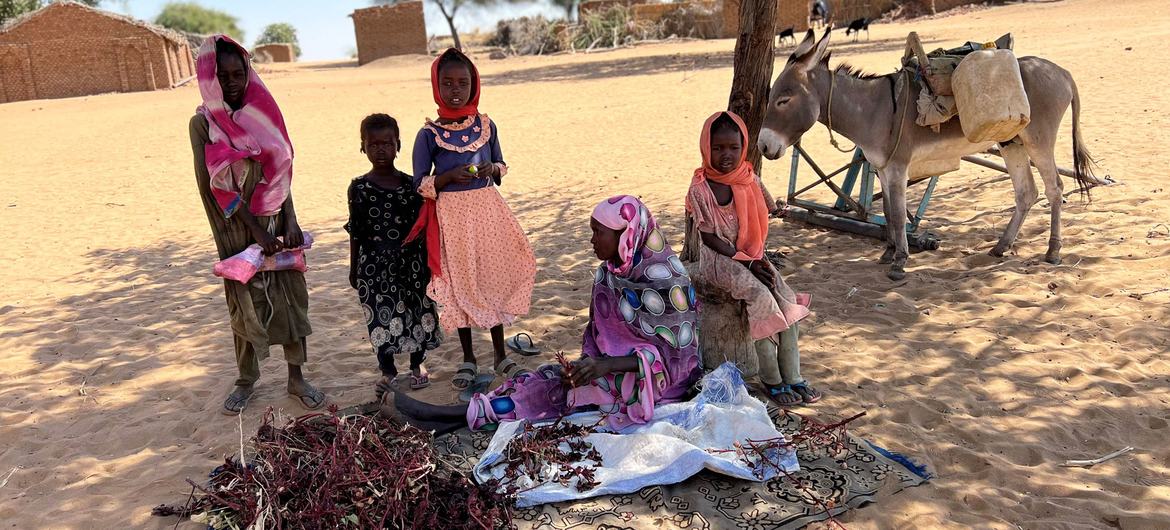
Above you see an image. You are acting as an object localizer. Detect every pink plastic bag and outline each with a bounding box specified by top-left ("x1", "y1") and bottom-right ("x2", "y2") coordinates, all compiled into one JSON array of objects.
[{"x1": 214, "y1": 232, "x2": 314, "y2": 283}]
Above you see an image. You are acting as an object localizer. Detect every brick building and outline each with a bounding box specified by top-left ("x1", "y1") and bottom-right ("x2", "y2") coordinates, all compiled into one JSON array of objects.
[
  {"x1": 722, "y1": 0, "x2": 810, "y2": 38},
  {"x1": 254, "y1": 43, "x2": 295, "y2": 63},
  {"x1": 351, "y1": 2, "x2": 428, "y2": 66},
  {"x1": 0, "y1": 1, "x2": 194, "y2": 103}
]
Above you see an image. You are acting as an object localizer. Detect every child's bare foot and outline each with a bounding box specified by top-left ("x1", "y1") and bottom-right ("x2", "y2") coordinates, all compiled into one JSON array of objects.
[
  {"x1": 374, "y1": 375, "x2": 397, "y2": 400},
  {"x1": 377, "y1": 390, "x2": 405, "y2": 424},
  {"x1": 222, "y1": 384, "x2": 254, "y2": 415},
  {"x1": 287, "y1": 379, "x2": 326, "y2": 410}
]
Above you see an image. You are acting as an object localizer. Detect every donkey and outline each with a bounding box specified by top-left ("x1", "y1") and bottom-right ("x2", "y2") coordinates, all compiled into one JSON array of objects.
[{"x1": 758, "y1": 29, "x2": 1097, "y2": 280}]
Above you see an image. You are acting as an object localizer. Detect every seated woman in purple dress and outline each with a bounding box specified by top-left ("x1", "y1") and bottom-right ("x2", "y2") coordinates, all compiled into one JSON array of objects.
[{"x1": 382, "y1": 196, "x2": 702, "y2": 432}]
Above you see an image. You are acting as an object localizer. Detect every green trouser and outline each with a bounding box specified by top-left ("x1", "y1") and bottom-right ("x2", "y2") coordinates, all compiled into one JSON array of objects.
[
  {"x1": 235, "y1": 336, "x2": 307, "y2": 387},
  {"x1": 755, "y1": 322, "x2": 801, "y2": 387}
]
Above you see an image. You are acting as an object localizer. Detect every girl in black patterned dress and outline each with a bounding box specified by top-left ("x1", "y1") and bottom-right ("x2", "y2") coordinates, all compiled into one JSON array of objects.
[{"x1": 347, "y1": 114, "x2": 441, "y2": 395}]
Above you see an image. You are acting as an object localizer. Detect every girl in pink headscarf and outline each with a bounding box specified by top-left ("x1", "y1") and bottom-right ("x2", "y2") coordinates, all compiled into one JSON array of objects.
[
  {"x1": 189, "y1": 35, "x2": 324, "y2": 415},
  {"x1": 382, "y1": 196, "x2": 702, "y2": 432}
]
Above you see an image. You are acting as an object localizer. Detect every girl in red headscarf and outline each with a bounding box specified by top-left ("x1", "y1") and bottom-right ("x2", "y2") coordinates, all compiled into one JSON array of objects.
[
  {"x1": 408, "y1": 48, "x2": 536, "y2": 394},
  {"x1": 685, "y1": 111, "x2": 822, "y2": 407}
]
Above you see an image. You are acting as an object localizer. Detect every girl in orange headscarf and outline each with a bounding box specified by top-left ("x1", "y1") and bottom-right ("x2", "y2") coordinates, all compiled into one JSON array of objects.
[{"x1": 685, "y1": 111, "x2": 821, "y2": 407}]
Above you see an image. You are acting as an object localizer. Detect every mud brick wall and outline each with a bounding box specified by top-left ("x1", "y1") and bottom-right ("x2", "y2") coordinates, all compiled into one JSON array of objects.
[
  {"x1": 929, "y1": 0, "x2": 986, "y2": 13},
  {"x1": 722, "y1": 0, "x2": 810, "y2": 39},
  {"x1": 831, "y1": 0, "x2": 897, "y2": 23},
  {"x1": 352, "y1": 2, "x2": 428, "y2": 66},
  {"x1": 0, "y1": 3, "x2": 192, "y2": 103},
  {"x1": 254, "y1": 43, "x2": 295, "y2": 63}
]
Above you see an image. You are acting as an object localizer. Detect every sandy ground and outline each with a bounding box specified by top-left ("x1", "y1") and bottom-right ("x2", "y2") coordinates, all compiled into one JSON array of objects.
[{"x1": 1, "y1": 0, "x2": 1168, "y2": 527}]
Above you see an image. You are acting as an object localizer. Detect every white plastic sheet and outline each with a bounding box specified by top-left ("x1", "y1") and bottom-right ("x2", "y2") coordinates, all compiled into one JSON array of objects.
[{"x1": 473, "y1": 363, "x2": 799, "y2": 507}]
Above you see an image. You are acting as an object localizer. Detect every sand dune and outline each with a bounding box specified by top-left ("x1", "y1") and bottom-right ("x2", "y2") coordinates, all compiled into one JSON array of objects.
[{"x1": 1, "y1": 0, "x2": 1168, "y2": 527}]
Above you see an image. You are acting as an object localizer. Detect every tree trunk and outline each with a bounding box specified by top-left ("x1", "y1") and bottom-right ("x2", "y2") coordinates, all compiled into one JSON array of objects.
[
  {"x1": 444, "y1": 15, "x2": 463, "y2": 50},
  {"x1": 684, "y1": 262, "x2": 760, "y2": 378},
  {"x1": 435, "y1": 1, "x2": 463, "y2": 50},
  {"x1": 728, "y1": 0, "x2": 778, "y2": 208}
]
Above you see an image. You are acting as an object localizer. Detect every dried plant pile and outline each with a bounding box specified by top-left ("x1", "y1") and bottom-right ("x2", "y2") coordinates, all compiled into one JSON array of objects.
[
  {"x1": 153, "y1": 407, "x2": 514, "y2": 530},
  {"x1": 569, "y1": 6, "x2": 663, "y2": 51},
  {"x1": 493, "y1": 418, "x2": 604, "y2": 494},
  {"x1": 487, "y1": 16, "x2": 566, "y2": 56},
  {"x1": 659, "y1": 4, "x2": 722, "y2": 39},
  {"x1": 711, "y1": 411, "x2": 867, "y2": 529}
]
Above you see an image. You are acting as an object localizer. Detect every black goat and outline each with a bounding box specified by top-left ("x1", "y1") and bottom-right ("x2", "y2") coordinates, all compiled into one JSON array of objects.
[
  {"x1": 776, "y1": 26, "x2": 796, "y2": 47},
  {"x1": 844, "y1": 17, "x2": 870, "y2": 41}
]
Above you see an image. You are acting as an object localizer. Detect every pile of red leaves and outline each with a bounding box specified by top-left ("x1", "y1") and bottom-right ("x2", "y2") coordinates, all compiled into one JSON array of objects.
[{"x1": 152, "y1": 406, "x2": 514, "y2": 530}]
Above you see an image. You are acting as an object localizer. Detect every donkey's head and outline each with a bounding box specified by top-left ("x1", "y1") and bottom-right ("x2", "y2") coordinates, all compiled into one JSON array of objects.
[{"x1": 759, "y1": 29, "x2": 833, "y2": 160}]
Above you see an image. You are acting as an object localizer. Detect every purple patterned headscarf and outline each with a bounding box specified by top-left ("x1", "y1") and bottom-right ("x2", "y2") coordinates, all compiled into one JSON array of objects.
[{"x1": 581, "y1": 196, "x2": 702, "y2": 426}]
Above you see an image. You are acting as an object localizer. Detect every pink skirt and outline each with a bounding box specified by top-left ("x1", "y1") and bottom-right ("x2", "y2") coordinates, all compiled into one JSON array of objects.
[{"x1": 430, "y1": 186, "x2": 535, "y2": 331}]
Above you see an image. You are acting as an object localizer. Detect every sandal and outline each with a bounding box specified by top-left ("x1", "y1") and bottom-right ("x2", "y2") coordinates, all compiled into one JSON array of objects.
[
  {"x1": 792, "y1": 381, "x2": 823, "y2": 404},
  {"x1": 765, "y1": 383, "x2": 802, "y2": 408},
  {"x1": 410, "y1": 370, "x2": 431, "y2": 390},
  {"x1": 495, "y1": 357, "x2": 531, "y2": 381},
  {"x1": 291, "y1": 387, "x2": 327, "y2": 410},
  {"x1": 451, "y1": 362, "x2": 477, "y2": 390},
  {"x1": 221, "y1": 388, "x2": 252, "y2": 416},
  {"x1": 506, "y1": 333, "x2": 541, "y2": 356},
  {"x1": 458, "y1": 373, "x2": 495, "y2": 403}
]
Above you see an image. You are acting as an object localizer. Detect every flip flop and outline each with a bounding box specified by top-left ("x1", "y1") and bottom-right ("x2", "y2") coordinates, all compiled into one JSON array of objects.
[
  {"x1": 410, "y1": 370, "x2": 431, "y2": 390},
  {"x1": 506, "y1": 333, "x2": 541, "y2": 356},
  {"x1": 792, "y1": 381, "x2": 823, "y2": 404},
  {"x1": 292, "y1": 387, "x2": 327, "y2": 410},
  {"x1": 458, "y1": 373, "x2": 494, "y2": 403},
  {"x1": 764, "y1": 383, "x2": 802, "y2": 408},
  {"x1": 221, "y1": 391, "x2": 251, "y2": 416}
]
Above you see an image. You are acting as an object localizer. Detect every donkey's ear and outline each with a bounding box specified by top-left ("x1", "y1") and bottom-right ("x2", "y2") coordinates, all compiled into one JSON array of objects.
[
  {"x1": 793, "y1": 28, "x2": 832, "y2": 72},
  {"x1": 788, "y1": 29, "x2": 817, "y2": 62}
]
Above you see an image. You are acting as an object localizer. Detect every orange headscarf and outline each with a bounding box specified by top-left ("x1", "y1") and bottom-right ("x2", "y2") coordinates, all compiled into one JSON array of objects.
[{"x1": 691, "y1": 111, "x2": 769, "y2": 261}]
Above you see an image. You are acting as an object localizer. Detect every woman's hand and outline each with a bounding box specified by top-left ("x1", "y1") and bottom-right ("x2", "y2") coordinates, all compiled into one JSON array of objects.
[
  {"x1": 435, "y1": 166, "x2": 476, "y2": 190},
  {"x1": 283, "y1": 219, "x2": 305, "y2": 249},
  {"x1": 568, "y1": 357, "x2": 610, "y2": 387},
  {"x1": 747, "y1": 260, "x2": 775, "y2": 287}
]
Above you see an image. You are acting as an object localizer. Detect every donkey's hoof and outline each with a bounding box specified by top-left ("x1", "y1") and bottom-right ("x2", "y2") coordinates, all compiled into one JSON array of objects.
[
  {"x1": 988, "y1": 246, "x2": 1007, "y2": 258},
  {"x1": 1044, "y1": 253, "x2": 1062, "y2": 265},
  {"x1": 879, "y1": 247, "x2": 896, "y2": 265},
  {"x1": 886, "y1": 266, "x2": 906, "y2": 281}
]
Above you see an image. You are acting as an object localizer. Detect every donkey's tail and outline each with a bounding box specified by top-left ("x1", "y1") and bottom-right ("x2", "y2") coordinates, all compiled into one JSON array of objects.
[{"x1": 1070, "y1": 77, "x2": 1101, "y2": 199}]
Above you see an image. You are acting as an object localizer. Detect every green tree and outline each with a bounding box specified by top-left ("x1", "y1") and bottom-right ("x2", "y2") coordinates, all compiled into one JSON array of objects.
[
  {"x1": 373, "y1": 0, "x2": 507, "y2": 51},
  {"x1": 1, "y1": 0, "x2": 101, "y2": 25},
  {"x1": 154, "y1": 2, "x2": 244, "y2": 42},
  {"x1": 255, "y1": 22, "x2": 300, "y2": 58}
]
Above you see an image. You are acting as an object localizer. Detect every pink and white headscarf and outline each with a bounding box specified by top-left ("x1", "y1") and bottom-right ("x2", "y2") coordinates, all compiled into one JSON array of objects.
[
  {"x1": 196, "y1": 35, "x2": 294, "y2": 218},
  {"x1": 583, "y1": 195, "x2": 702, "y2": 429}
]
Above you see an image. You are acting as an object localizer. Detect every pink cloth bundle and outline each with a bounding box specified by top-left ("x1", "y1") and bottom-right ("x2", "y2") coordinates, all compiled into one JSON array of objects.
[{"x1": 214, "y1": 232, "x2": 314, "y2": 283}]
